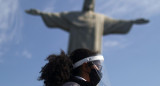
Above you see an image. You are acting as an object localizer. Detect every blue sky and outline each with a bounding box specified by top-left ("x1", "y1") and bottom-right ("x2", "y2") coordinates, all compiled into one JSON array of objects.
[{"x1": 0, "y1": 0, "x2": 160, "y2": 86}]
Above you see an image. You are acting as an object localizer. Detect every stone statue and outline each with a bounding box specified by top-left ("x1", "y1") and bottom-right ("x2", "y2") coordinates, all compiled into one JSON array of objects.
[{"x1": 26, "y1": 0, "x2": 149, "y2": 54}]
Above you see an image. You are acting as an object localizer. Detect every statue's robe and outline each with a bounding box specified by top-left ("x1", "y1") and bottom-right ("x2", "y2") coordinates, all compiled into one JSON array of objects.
[{"x1": 40, "y1": 11, "x2": 133, "y2": 54}]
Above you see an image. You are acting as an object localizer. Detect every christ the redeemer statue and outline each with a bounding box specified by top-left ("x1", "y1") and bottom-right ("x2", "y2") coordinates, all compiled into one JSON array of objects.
[{"x1": 26, "y1": 0, "x2": 149, "y2": 54}]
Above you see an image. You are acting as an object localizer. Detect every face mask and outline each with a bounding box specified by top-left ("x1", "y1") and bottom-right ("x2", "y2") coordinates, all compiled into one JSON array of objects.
[{"x1": 88, "y1": 62, "x2": 102, "y2": 86}]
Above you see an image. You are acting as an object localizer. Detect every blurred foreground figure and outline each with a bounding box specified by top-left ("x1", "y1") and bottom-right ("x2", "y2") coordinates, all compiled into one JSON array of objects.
[
  {"x1": 26, "y1": 0, "x2": 149, "y2": 54},
  {"x1": 39, "y1": 48, "x2": 104, "y2": 86}
]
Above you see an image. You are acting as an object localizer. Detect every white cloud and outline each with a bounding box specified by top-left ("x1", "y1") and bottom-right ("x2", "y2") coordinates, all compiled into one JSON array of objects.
[
  {"x1": 22, "y1": 50, "x2": 32, "y2": 59},
  {"x1": 43, "y1": 0, "x2": 56, "y2": 12},
  {"x1": 0, "y1": 0, "x2": 22, "y2": 57},
  {"x1": 15, "y1": 50, "x2": 32, "y2": 59},
  {"x1": 97, "y1": 0, "x2": 160, "y2": 18},
  {"x1": 0, "y1": 0, "x2": 18, "y2": 29},
  {"x1": 103, "y1": 38, "x2": 131, "y2": 51},
  {"x1": 104, "y1": 40, "x2": 120, "y2": 47}
]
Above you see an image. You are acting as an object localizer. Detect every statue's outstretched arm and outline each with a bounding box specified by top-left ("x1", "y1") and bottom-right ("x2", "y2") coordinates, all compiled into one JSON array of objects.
[
  {"x1": 131, "y1": 18, "x2": 149, "y2": 24},
  {"x1": 103, "y1": 17, "x2": 133, "y2": 35},
  {"x1": 26, "y1": 9, "x2": 70, "y2": 32},
  {"x1": 103, "y1": 17, "x2": 150, "y2": 35},
  {"x1": 26, "y1": 9, "x2": 42, "y2": 16}
]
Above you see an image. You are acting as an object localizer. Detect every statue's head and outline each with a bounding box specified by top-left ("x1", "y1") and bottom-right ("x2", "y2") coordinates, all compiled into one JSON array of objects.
[{"x1": 82, "y1": 0, "x2": 95, "y2": 12}]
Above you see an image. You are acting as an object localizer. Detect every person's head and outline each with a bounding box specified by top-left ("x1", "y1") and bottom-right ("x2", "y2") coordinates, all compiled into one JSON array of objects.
[
  {"x1": 38, "y1": 51, "x2": 72, "y2": 86},
  {"x1": 82, "y1": 0, "x2": 95, "y2": 12},
  {"x1": 70, "y1": 48, "x2": 104, "y2": 82}
]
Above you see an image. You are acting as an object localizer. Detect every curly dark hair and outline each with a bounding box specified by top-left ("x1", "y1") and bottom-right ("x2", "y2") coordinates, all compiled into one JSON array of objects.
[{"x1": 38, "y1": 51, "x2": 73, "y2": 86}]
